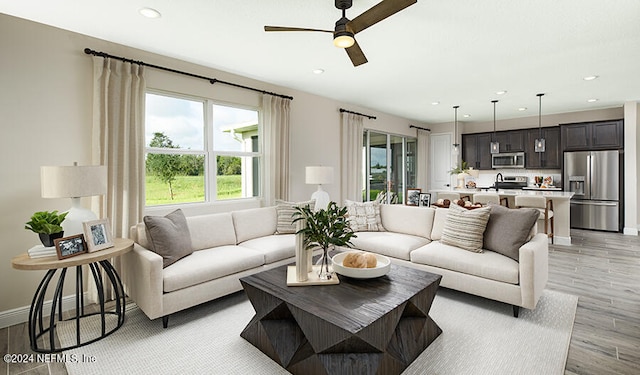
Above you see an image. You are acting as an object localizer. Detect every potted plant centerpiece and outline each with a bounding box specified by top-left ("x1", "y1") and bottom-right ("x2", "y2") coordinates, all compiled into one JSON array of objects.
[
  {"x1": 449, "y1": 160, "x2": 476, "y2": 189},
  {"x1": 293, "y1": 201, "x2": 357, "y2": 280},
  {"x1": 25, "y1": 210, "x2": 68, "y2": 247}
]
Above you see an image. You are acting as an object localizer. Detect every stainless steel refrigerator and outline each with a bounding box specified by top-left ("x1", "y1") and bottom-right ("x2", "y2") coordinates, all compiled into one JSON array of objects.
[{"x1": 564, "y1": 150, "x2": 621, "y2": 232}]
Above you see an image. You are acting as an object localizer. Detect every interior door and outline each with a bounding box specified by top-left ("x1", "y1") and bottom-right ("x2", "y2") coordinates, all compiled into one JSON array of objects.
[{"x1": 430, "y1": 133, "x2": 453, "y2": 190}]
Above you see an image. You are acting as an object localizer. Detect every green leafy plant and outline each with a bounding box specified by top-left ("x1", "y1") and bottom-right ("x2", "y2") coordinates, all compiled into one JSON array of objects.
[
  {"x1": 25, "y1": 210, "x2": 68, "y2": 234},
  {"x1": 293, "y1": 201, "x2": 357, "y2": 252},
  {"x1": 449, "y1": 160, "x2": 470, "y2": 175}
]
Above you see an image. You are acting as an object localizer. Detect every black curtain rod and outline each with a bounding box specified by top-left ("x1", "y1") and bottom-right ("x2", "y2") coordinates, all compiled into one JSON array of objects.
[
  {"x1": 409, "y1": 125, "x2": 431, "y2": 132},
  {"x1": 339, "y1": 108, "x2": 376, "y2": 120},
  {"x1": 83, "y1": 48, "x2": 293, "y2": 100}
]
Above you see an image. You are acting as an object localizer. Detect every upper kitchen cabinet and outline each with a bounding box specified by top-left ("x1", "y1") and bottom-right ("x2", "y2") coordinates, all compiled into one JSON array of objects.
[
  {"x1": 462, "y1": 133, "x2": 492, "y2": 170},
  {"x1": 495, "y1": 130, "x2": 525, "y2": 152},
  {"x1": 525, "y1": 127, "x2": 561, "y2": 169},
  {"x1": 561, "y1": 120, "x2": 624, "y2": 151}
]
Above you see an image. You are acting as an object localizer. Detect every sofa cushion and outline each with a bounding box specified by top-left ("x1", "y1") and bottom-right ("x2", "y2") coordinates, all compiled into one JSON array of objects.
[
  {"x1": 187, "y1": 212, "x2": 237, "y2": 251},
  {"x1": 163, "y1": 245, "x2": 265, "y2": 293},
  {"x1": 429, "y1": 207, "x2": 449, "y2": 241},
  {"x1": 232, "y1": 207, "x2": 277, "y2": 243},
  {"x1": 345, "y1": 200, "x2": 385, "y2": 232},
  {"x1": 349, "y1": 231, "x2": 429, "y2": 260},
  {"x1": 239, "y1": 234, "x2": 296, "y2": 264},
  {"x1": 143, "y1": 209, "x2": 193, "y2": 268},
  {"x1": 275, "y1": 199, "x2": 315, "y2": 234},
  {"x1": 483, "y1": 204, "x2": 540, "y2": 261},
  {"x1": 380, "y1": 204, "x2": 435, "y2": 239},
  {"x1": 410, "y1": 241, "x2": 519, "y2": 284},
  {"x1": 441, "y1": 204, "x2": 491, "y2": 252}
]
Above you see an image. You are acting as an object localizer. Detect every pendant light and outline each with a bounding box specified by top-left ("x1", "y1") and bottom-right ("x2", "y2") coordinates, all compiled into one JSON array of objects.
[
  {"x1": 490, "y1": 100, "x2": 499, "y2": 154},
  {"x1": 452, "y1": 105, "x2": 460, "y2": 154},
  {"x1": 534, "y1": 93, "x2": 546, "y2": 152}
]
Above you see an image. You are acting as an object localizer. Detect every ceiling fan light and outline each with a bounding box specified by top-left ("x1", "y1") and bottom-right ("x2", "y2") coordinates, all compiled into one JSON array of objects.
[{"x1": 334, "y1": 33, "x2": 355, "y2": 48}]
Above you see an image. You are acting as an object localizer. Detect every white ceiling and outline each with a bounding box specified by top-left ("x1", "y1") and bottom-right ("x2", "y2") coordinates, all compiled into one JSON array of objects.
[{"x1": 2, "y1": 0, "x2": 640, "y2": 124}]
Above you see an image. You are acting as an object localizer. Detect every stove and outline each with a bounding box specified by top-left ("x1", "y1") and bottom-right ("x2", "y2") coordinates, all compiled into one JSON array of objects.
[{"x1": 494, "y1": 176, "x2": 528, "y2": 189}]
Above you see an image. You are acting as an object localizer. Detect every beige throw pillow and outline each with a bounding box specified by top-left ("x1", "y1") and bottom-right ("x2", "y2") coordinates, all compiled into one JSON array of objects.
[
  {"x1": 441, "y1": 204, "x2": 491, "y2": 252},
  {"x1": 275, "y1": 199, "x2": 315, "y2": 234},
  {"x1": 143, "y1": 209, "x2": 193, "y2": 268},
  {"x1": 345, "y1": 200, "x2": 385, "y2": 232}
]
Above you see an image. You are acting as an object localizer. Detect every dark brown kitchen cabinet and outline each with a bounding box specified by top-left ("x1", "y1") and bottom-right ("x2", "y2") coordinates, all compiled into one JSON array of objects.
[
  {"x1": 462, "y1": 133, "x2": 492, "y2": 170},
  {"x1": 525, "y1": 127, "x2": 561, "y2": 169},
  {"x1": 495, "y1": 130, "x2": 525, "y2": 152},
  {"x1": 561, "y1": 120, "x2": 623, "y2": 151}
]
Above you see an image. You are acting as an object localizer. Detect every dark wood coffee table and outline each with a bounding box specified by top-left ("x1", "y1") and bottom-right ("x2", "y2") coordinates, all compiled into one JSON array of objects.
[{"x1": 240, "y1": 263, "x2": 442, "y2": 375}]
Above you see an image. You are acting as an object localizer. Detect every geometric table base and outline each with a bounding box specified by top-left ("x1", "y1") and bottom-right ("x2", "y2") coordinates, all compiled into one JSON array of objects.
[{"x1": 241, "y1": 269, "x2": 441, "y2": 375}]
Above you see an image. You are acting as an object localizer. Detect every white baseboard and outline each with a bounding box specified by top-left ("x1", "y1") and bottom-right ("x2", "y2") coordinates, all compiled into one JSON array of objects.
[
  {"x1": 623, "y1": 227, "x2": 639, "y2": 236},
  {"x1": 554, "y1": 236, "x2": 572, "y2": 246},
  {"x1": 0, "y1": 293, "x2": 86, "y2": 329}
]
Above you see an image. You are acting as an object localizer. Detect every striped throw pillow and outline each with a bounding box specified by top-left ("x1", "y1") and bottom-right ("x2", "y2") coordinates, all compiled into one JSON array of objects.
[
  {"x1": 275, "y1": 200, "x2": 315, "y2": 234},
  {"x1": 441, "y1": 204, "x2": 491, "y2": 252}
]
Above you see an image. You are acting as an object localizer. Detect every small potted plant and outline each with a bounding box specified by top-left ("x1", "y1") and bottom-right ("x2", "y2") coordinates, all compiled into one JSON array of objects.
[
  {"x1": 25, "y1": 210, "x2": 68, "y2": 247},
  {"x1": 449, "y1": 160, "x2": 473, "y2": 189},
  {"x1": 293, "y1": 201, "x2": 357, "y2": 280}
]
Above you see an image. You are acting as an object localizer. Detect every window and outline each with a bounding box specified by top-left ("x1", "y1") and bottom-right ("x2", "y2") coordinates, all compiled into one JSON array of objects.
[{"x1": 144, "y1": 92, "x2": 261, "y2": 206}]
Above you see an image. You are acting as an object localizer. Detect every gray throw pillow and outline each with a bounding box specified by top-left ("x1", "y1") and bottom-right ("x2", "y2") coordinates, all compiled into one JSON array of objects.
[
  {"x1": 440, "y1": 204, "x2": 491, "y2": 252},
  {"x1": 275, "y1": 199, "x2": 315, "y2": 234},
  {"x1": 143, "y1": 209, "x2": 193, "y2": 268},
  {"x1": 483, "y1": 203, "x2": 540, "y2": 261}
]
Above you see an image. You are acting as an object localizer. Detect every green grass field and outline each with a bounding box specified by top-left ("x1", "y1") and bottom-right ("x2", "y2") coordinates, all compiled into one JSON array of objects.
[{"x1": 145, "y1": 175, "x2": 241, "y2": 206}]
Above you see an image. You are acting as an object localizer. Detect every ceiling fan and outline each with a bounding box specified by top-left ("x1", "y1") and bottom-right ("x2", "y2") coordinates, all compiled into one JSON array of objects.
[{"x1": 264, "y1": 0, "x2": 417, "y2": 67}]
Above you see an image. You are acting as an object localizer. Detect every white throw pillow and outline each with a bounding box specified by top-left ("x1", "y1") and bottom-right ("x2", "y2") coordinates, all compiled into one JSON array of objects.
[
  {"x1": 275, "y1": 199, "x2": 315, "y2": 234},
  {"x1": 345, "y1": 200, "x2": 385, "y2": 232}
]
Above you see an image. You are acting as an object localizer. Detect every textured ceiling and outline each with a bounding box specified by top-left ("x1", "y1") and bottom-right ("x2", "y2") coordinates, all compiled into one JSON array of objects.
[{"x1": 2, "y1": 0, "x2": 639, "y2": 123}]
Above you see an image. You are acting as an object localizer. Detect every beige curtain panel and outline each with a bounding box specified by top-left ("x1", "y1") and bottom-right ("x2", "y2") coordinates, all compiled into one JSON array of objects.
[
  {"x1": 416, "y1": 129, "x2": 430, "y2": 191},
  {"x1": 262, "y1": 94, "x2": 291, "y2": 206},
  {"x1": 90, "y1": 56, "x2": 146, "y2": 302},
  {"x1": 340, "y1": 112, "x2": 364, "y2": 203}
]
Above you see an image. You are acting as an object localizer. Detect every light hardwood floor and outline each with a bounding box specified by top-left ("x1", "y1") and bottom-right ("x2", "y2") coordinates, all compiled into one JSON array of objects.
[{"x1": 2, "y1": 229, "x2": 639, "y2": 375}]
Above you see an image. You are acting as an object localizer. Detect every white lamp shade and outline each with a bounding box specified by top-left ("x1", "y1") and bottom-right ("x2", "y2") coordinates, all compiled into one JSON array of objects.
[
  {"x1": 41, "y1": 165, "x2": 107, "y2": 198},
  {"x1": 305, "y1": 166, "x2": 334, "y2": 185}
]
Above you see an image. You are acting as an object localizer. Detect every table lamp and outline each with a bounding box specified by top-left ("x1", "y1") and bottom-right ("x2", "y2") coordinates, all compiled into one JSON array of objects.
[
  {"x1": 41, "y1": 162, "x2": 107, "y2": 235},
  {"x1": 305, "y1": 166, "x2": 334, "y2": 211}
]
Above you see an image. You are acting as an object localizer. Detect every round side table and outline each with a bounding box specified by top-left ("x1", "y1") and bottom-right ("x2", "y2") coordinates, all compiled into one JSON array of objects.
[{"x1": 12, "y1": 238, "x2": 133, "y2": 353}]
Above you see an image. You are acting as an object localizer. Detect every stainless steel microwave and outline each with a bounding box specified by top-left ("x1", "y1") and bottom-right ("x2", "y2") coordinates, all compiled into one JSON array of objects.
[{"x1": 492, "y1": 152, "x2": 525, "y2": 168}]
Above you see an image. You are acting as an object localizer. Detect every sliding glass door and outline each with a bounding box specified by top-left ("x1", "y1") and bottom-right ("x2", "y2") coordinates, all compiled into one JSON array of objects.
[{"x1": 363, "y1": 130, "x2": 416, "y2": 204}]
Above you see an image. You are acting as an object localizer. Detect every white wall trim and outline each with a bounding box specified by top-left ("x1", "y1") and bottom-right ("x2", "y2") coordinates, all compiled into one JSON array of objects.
[
  {"x1": 623, "y1": 227, "x2": 639, "y2": 236},
  {"x1": 0, "y1": 293, "x2": 86, "y2": 329},
  {"x1": 554, "y1": 236, "x2": 572, "y2": 246}
]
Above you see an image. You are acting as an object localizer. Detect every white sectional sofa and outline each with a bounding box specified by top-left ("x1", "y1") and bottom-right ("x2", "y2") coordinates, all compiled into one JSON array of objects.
[{"x1": 123, "y1": 203, "x2": 548, "y2": 327}]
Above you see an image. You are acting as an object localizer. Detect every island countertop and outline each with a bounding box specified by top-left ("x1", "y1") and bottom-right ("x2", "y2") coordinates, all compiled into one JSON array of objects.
[{"x1": 435, "y1": 189, "x2": 575, "y2": 199}]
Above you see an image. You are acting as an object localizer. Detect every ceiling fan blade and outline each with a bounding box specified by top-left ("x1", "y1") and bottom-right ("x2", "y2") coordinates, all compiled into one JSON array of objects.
[
  {"x1": 345, "y1": 40, "x2": 368, "y2": 67},
  {"x1": 264, "y1": 26, "x2": 333, "y2": 33},
  {"x1": 349, "y1": 0, "x2": 417, "y2": 34}
]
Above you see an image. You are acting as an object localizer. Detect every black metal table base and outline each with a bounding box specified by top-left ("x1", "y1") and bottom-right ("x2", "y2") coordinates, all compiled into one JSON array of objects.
[{"x1": 28, "y1": 260, "x2": 126, "y2": 353}]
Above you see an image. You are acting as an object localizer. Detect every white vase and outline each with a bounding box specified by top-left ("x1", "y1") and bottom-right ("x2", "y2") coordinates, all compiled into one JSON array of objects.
[{"x1": 295, "y1": 218, "x2": 309, "y2": 282}]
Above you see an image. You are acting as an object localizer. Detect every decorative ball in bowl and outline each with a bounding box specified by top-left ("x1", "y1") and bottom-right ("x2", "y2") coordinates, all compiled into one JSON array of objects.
[{"x1": 331, "y1": 251, "x2": 391, "y2": 279}]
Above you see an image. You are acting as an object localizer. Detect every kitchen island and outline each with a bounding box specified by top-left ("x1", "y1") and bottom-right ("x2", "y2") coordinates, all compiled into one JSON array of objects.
[{"x1": 431, "y1": 189, "x2": 574, "y2": 245}]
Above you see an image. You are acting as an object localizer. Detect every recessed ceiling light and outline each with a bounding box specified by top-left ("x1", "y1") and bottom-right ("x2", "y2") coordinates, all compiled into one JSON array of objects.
[
  {"x1": 518, "y1": 107, "x2": 527, "y2": 111},
  {"x1": 463, "y1": 114, "x2": 471, "y2": 118},
  {"x1": 312, "y1": 69, "x2": 325, "y2": 75},
  {"x1": 587, "y1": 98, "x2": 598, "y2": 103},
  {"x1": 496, "y1": 90, "x2": 507, "y2": 95},
  {"x1": 431, "y1": 101, "x2": 440, "y2": 105},
  {"x1": 139, "y1": 7, "x2": 161, "y2": 18},
  {"x1": 583, "y1": 75, "x2": 599, "y2": 81}
]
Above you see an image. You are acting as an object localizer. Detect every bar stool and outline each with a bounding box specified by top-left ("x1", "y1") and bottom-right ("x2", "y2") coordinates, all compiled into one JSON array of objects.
[
  {"x1": 472, "y1": 193, "x2": 508, "y2": 207},
  {"x1": 515, "y1": 195, "x2": 554, "y2": 243}
]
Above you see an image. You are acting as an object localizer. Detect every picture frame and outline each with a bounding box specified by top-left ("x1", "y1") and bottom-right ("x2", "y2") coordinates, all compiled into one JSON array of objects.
[
  {"x1": 54, "y1": 234, "x2": 88, "y2": 259},
  {"x1": 406, "y1": 188, "x2": 422, "y2": 206},
  {"x1": 83, "y1": 219, "x2": 114, "y2": 252},
  {"x1": 419, "y1": 193, "x2": 432, "y2": 207}
]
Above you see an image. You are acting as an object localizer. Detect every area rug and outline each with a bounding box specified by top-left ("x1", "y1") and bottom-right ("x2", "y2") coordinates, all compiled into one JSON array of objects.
[{"x1": 59, "y1": 288, "x2": 577, "y2": 375}]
